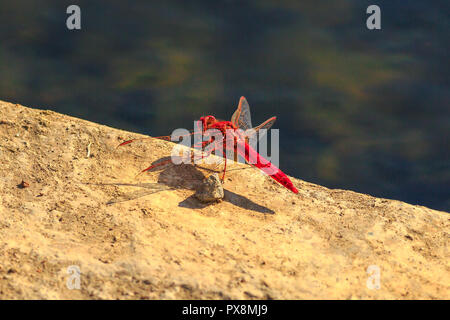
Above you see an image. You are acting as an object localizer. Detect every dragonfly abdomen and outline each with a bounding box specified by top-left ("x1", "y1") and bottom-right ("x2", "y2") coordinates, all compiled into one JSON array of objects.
[{"x1": 237, "y1": 141, "x2": 298, "y2": 194}]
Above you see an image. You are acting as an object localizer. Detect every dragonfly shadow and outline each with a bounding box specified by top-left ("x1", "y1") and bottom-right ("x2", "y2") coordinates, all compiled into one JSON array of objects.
[
  {"x1": 98, "y1": 156, "x2": 274, "y2": 214},
  {"x1": 178, "y1": 188, "x2": 275, "y2": 215},
  {"x1": 156, "y1": 163, "x2": 206, "y2": 189},
  {"x1": 84, "y1": 182, "x2": 174, "y2": 205},
  {"x1": 149, "y1": 160, "x2": 275, "y2": 214},
  {"x1": 223, "y1": 189, "x2": 275, "y2": 214}
]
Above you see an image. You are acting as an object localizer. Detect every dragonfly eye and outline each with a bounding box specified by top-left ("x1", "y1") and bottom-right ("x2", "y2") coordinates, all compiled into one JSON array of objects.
[{"x1": 206, "y1": 116, "x2": 216, "y2": 126}]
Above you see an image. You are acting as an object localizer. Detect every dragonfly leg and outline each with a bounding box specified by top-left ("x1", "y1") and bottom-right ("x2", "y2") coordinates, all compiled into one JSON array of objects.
[
  {"x1": 117, "y1": 137, "x2": 153, "y2": 148},
  {"x1": 220, "y1": 155, "x2": 227, "y2": 184},
  {"x1": 138, "y1": 158, "x2": 173, "y2": 176}
]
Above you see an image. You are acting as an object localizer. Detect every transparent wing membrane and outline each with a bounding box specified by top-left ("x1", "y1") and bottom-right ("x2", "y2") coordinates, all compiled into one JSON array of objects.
[
  {"x1": 231, "y1": 96, "x2": 253, "y2": 130},
  {"x1": 245, "y1": 116, "x2": 276, "y2": 142},
  {"x1": 106, "y1": 183, "x2": 172, "y2": 205},
  {"x1": 231, "y1": 97, "x2": 276, "y2": 142}
]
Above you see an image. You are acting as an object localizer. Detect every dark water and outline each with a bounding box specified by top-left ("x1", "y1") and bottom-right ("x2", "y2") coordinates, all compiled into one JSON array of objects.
[{"x1": 1, "y1": 1, "x2": 449, "y2": 211}]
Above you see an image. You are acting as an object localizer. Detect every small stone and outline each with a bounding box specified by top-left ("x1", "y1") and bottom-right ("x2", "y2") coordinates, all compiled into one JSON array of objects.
[
  {"x1": 194, "y1": 173, "x2": 224, "y2": 203},
  {"x1": 18, "y1": 180, "x2": 30, "y2": 188}
]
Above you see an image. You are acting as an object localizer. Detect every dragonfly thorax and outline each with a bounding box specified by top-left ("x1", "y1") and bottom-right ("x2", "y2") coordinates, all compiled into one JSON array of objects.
[{"x1": 199, "y1": 116, "x2": 237, "y2": 132}]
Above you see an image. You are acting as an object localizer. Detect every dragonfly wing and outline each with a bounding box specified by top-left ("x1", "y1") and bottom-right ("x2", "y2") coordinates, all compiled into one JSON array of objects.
[
  {"x1": 231, "y1": 96, "x2": 252, "y2": 130},
  {"x1": 253, "y1": 116, "x2": 276, "y2": 132},
  {"x1": 245, "y1": 116, "x2": 276, "y2": 142},
  {"x1": 106, "y1": 183, "x2": 172, "y2": 205}
]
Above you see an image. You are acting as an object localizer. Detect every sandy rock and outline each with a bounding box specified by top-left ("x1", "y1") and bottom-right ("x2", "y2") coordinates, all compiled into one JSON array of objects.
[
  {"x1": 0, "y1": 100, "x2": 449, "y2": 299},
  {"x1": 195, "y1": 173, "x2": 224, "y2": 203}
]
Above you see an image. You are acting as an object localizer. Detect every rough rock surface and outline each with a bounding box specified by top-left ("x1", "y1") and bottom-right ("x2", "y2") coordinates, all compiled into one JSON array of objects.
[
  {"x1": 0, "y1": 100, "x2": 448, "y2": 299},
  {"x1": 195, "y1": 173, "x2": 225, "y2": 203}
]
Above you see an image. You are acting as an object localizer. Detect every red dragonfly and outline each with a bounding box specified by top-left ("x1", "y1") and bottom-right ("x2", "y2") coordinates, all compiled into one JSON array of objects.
[{"x1": 118, "y1": 97, "x2": 298, "y2": 194}]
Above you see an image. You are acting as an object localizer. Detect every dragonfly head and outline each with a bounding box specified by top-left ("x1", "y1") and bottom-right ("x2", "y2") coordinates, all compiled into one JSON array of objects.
[{"x1": 199, "y1": 115, "x2": 217, "y2": 130}]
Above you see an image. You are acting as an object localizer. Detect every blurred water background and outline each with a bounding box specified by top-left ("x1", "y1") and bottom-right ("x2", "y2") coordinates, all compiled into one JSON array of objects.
[{"x1": 0, "y1": 0, "x2": 448, "y2": 211}]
